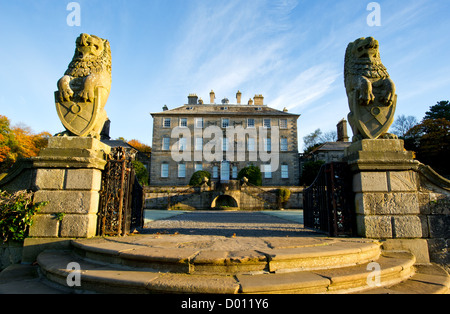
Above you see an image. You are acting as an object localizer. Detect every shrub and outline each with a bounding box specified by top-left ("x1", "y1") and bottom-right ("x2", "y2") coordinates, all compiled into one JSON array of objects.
[
  {"x1": 277, "y1": 188, "x2": 291, "y2": 203},
  {"x1": 0, "y1": 190, "x2": 48, "y2": 243},
  {"x1": 189, "y1": 171, "x2": 211, "y2": 187},
  {"x1": 238, "y1": 165, "x2": 262, "y2": 186}
]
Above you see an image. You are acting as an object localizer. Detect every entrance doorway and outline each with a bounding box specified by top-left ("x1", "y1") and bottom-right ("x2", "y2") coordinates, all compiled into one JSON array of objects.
[{"x1": 211, "y1": 195, "x2": 238, "y2": 209}]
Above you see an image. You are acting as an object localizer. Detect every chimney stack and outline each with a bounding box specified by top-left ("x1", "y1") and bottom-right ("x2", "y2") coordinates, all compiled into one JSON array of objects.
[
  {"x1": 337, "y1": 119, "x2": 349, "y2": 142},
  {"x1": 210, "y1": 90, "x2": 216, "y2": 104},
  {"x1": 188, "y1": 94, "x2": 198, "y2": 105},
  {"x1": 254, "y1": 94, "x2": 264, "y2": 106},
  {"x1": 248, "y1": 98, "x2": 254, "y2": 105},
  {"x1": 236, "y1": 90, "x2": 242, "y2": 104}
]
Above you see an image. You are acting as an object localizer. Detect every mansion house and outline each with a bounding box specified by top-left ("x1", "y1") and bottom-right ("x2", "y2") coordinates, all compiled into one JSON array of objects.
[{"x1": 149, "y1": 91, "x2": 301, "y2": 186}]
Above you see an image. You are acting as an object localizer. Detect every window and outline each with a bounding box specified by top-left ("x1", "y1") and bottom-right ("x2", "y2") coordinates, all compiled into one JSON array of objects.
[
  {"x1": 263, "y1": 164, "x2": 272, "y2": 179},
  {"x1": 263, "y1": 119, "x2": 271, "y2": 129},
  {"x1": 232, "y1": 166, "x2": 238, "y2": 179},
  {"x1": 281, "y1": 165, "x2": 289, "y2": 179},
  {"x1": 179, "y1": 118, "x2": 187, "y2": 127},
  {"x1": 221, "y1": 161, "x2": 230, "y2": 181},
  {"x1": 161, "y1": 164, "x2": 169, "y2": 178},
  {"x1": 212, "y1": 166, "x2": 219, "y2": 178},
  {"x1": 195, "y1": 118, "x2": 203, "y2": 128},
  {"x1": 222, "y1": 118, "x2": 229, "y2": 128},
  {"x1": 178, "y1": 164, "x2": 186, "y2": 178},
  {"x1": 222, "y1": 137, "x2": 229, "y2": 151},
  {"x1": 162, "y1": 137, "x2": 170, "y2": 151},
  {"x1": 247, "y1": 137, "x2": 256, "y2": 152},
  {"x1": 247, "y1": 118, "x2": 255, "y2": 128},
  {"x1": 280, "y1": 119, "x2": 288, "y2": 129},
  {"x1": 195, "y1": 137, "x2": 203, "y2": 151},
  {"x1": 163, "y1": 118, "x2": 171, "y2": 128},
  {"x1": 179, "y1": 137, "x2": 187, "y2": 151},
  {"x1": 195, "y1": 163, "x2": 203, "y2": 172},
  {"x1": 264, "y1": 138, "x2": 271, "y2": 152},
  {"x1": 280, "y1": 138, "x2": 288, "y2": 152}
]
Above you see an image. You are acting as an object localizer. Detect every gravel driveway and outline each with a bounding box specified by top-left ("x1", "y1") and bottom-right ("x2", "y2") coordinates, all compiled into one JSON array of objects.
[{"x1": 141, "y1": 211, "x2": 320, "y2": 238}]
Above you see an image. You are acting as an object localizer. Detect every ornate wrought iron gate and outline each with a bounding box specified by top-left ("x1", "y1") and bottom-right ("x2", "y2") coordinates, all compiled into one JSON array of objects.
[
  {"x1": 97, "y1": 147, "x2": 143, "y2": 236},
  {"x1": 303, "y1": 162, "x2": 356, "y2": 237}
]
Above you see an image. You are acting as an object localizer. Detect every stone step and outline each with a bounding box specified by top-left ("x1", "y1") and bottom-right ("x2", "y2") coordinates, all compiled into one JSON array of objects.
[
  {"x1": 71, "y1": 235, "x2": 382, "y2": 275},
  {"x1": 34, "y1": 249, "x2": 447, "y2": 294}
]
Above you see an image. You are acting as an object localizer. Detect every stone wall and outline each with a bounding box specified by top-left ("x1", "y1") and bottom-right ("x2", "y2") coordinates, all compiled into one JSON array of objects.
[
  {"x1": 0, "y1": 242, "x2": 23, "y2": 271},
  {"x1": 346, "y1": 139, "x2": 449, "y2": 269},
  {"x1": 144, "y1": 185, "x2": 303, "y2": 210}
]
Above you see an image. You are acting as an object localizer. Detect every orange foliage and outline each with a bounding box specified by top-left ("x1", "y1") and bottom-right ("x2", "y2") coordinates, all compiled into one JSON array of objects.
[
  {"x1": 0, "y1": 116, "x2": 51, "y2": 172},
  {"x1": 127, "y1": 139, "x2": 152, "y2": 153}
]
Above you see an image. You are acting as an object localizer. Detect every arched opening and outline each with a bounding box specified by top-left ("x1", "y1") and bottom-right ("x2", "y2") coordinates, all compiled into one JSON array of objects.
[{"x1": 211, "y1": 195, "x2": 238, "y2": 209}]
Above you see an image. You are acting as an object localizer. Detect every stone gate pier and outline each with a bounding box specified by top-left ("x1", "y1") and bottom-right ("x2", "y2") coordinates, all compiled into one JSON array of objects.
[
  {"x1": 9, "y1": 137, "x2": 111, "y2": 262},
  {"x1": 345, "y1": 139, "x2": 450, "y2": 266}
]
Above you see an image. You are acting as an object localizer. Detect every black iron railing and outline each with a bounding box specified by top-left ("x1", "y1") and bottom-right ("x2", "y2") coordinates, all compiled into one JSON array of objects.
[
  {"x1": 98, "y1": 147, "x2": 143, "y2": 236},
  {"x1": 303, "y1": 162, "x2": 356, "y2": 237}
]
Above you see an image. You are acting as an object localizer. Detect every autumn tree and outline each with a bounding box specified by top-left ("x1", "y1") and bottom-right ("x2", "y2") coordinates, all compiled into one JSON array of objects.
[
  {"x1": 127, "y1": 139, "x2": 152, "y2": 153},
  {"x1": 0, "y1": 115, "x2": 51, "y2": 173}
]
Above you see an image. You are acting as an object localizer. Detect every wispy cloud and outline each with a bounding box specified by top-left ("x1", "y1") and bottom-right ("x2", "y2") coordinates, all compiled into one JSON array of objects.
[
  {"x1": 162, "y1": 0, "x2": 300, "y2": 100},
  {"x1": 270, "y1": 64, "x2": 341, "y2": 111}
]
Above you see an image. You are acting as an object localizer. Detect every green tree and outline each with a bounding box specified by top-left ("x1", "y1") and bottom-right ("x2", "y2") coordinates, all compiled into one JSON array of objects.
[
  {"x1": 424, "y1": 101, "x2": 450, "y2": 121},
  {"x1": 237, "y1": 165, "x2": 262, "y2": 186},
  {"x1": 404, "y1": 100, "x2": 450, "y2": 176},
  {"x1": 405, "y1": 118, "x2": 450, "y2": 175},
  {"x1": 189, "y1": 171, "x2": 211, "y2": 187},
  {"x1": 131, "y1": 160, "x2": 149, "y2": 186}
]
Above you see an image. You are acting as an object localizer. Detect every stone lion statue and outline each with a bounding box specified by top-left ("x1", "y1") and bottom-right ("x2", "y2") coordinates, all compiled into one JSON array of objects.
[
  {"x1": 344, "y1": 37, "x2": 397, "y2": 141},
  {"x1": 56, "y1": 33, "x2": 112, "y2": 138}
]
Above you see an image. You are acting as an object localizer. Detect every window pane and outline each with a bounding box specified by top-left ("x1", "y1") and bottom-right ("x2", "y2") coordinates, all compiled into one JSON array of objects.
[
  {"x1": 264, "y1": 138, "x2": 271, "y2": 152},
  {"x1": 180, "y1": 118, "x2": 187, "y2": 127},
  {"x1": 195, "y1": 118, "x2": 203, "y2": 128},
  {"x1": 163, "y1": 118, "x2": 171, "y2": 128},
  {"x1": 179, "y1": 138, "x2": 187, "y2": 151},
  {"x1": 264, "y1": 164, "x2": 272, "y2": 178},
  {"x1": 163, "y1": 137, "x2": 170, "y2": 150},
  {"x1": 222, "y1": 118, "x2": 229, "y2": 128},
  {"x1": 212, "y1": 166, "x2": 219, "y2": 178},
  {"x1": 195, "y1": 164, "x2": 203, "y2": 172},
  {"x1": 232, "y1": 166, "x2": 238, "y2": 179},
  {"x1": 280, "y1": 119, "x2": 287, "y2": 129},
  {"x1": 223, "y1": 138, "x2": 228, "y2": 151},
  {"x1": 178, "y1": 164, "x2": 186, "y2": 178},
  {"x1": 281, "y1": 165, "x2": 289, "y2": 178},
  {"x1": 161, "y1": 164, "x2": 169, "y2": 178},
  {"x1": 195, "y1": 137, "x2": 203, "y2": 151},
  {"x1": 248, "y1": 138, "x2": 255, "y2": 151},
  {"x1": 281, "y1": 138, "x2": 288, "y2": 151},
  {"x1": 263, "y1": 119, "x2": 271, "y2": 128},
  {"x1": 247, "y1": 119, "x2": 255, "y2": 128}
]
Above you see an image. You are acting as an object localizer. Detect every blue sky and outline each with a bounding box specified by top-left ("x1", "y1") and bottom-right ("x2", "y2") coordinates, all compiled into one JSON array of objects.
[{"x1": 1, "y1": 0, "x2": 449, "y2": 150}]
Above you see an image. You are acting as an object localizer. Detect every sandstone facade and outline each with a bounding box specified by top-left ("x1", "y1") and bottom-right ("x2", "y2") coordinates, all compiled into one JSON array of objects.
[{"x1": 150, "y1": 92, "x2": 301, "y2": 187}]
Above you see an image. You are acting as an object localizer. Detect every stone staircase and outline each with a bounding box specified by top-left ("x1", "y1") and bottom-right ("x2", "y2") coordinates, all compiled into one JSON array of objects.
[{"x1": 4, "y1": 234, "x2": 447, "y2": 294}]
